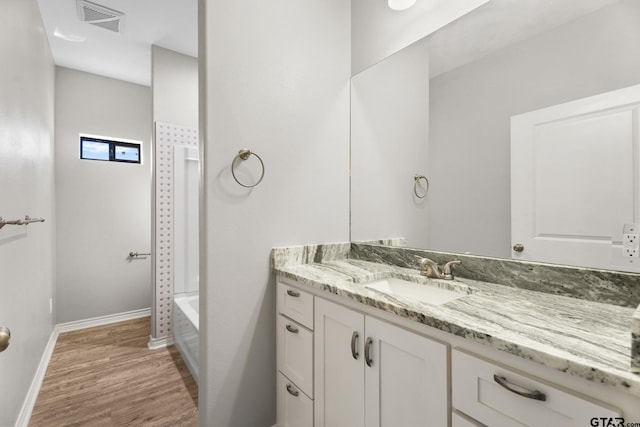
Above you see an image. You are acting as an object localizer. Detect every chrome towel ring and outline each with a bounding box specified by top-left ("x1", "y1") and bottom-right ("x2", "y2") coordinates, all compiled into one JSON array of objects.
[
  {"x1": 414, "y1": 174, "x2": 429, "y2": 199},
  {"x1": 232, "y1": 149, "x2": 265, "y2": 188}
]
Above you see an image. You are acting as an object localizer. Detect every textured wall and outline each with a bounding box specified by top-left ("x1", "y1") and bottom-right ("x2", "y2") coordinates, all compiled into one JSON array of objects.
[
  {"x1": 55, "y1": 67, "x2": 152, "y2": 323},
  {"x1": 199, "y1": 0, "x2": 351, "y2": 425},
  {"x1": 351, "y1": 38, "x2": 430, "y2": 247},
  {"x1": 152, "y1": 46, "x2": 198, "y2": 129}
]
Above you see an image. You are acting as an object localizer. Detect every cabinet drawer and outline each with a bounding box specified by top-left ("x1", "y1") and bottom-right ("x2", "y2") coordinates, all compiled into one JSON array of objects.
[
  {"x1": 277, "y1": 314, "x2": 313, "y2": 398},
  {"x1": 277, "y1": 281, "x2": 313, "y2": 329},
  {"x1": 452, "y1": 349, "x2": 620, "y2": 427},
  {"x1": 277, "y1": 372, "x2": 313, "y2": 427}
]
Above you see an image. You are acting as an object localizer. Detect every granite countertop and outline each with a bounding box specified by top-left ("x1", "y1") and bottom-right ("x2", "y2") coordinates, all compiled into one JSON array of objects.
[{"x1": 275, "y1": 257, "x2": 640, "y2": 397}]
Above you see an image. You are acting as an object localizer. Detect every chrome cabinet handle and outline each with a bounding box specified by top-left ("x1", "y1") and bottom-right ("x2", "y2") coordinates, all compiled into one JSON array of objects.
[
  {"x1": 285, "y1": 324, "x2": 299, "y2": 334},
  {"x1": 0, "y1": 326, "x2": 10, "y2": 352},
  {"x1": 494, "y1": 374, "x2": 546, "y2": 401},
  {"x1": 286, "y1": 289, "x2": 300, "y2": 297},
  {"x1": 364, "y1": 337, "x2": 374, "y2": 367},
  {"x1": 351, "y1": 331, "x2": 359, "y2": 360},
  {"x1": 286, "y1": 384, "x2": 299, "y2": 397},
  {"x1": 513, "y1": 243, "x2": 524, "y2": 252}
]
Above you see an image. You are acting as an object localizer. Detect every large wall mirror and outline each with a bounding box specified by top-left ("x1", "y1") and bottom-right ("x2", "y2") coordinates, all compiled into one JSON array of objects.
[{"x1": 351, "y1": 0, "x2": 640, "y2": 272}]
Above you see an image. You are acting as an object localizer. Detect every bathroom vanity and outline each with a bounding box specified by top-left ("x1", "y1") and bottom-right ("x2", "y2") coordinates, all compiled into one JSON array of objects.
[{"x1": 273, "y1": 243, "x2": 640, "y2": 427}]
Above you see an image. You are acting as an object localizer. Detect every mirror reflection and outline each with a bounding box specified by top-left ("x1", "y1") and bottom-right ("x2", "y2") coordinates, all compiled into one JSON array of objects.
[{"x1": 351, "y1": 0, "x2": 640, "y2": 271}]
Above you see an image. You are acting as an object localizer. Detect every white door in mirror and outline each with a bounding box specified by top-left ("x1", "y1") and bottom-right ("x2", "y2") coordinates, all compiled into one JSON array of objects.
[{"x1": 511, "y1": 83, "x2": 640, "y2": 272}]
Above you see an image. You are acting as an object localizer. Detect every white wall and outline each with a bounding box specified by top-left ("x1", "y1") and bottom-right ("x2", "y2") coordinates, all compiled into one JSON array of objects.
[
  {"x1": 351, "y1": 38, "x2": 430, "y2": 247},
  {"x1": 152, "y1": 46, "x2": 198, "y2": 129},
  {"x1": 199, "y1": 0, "x2": 350, "y2": 424},
  {"x1": 428, "y1": 0, "x2": 640, "y2": 258},
  {"x1": 351, "y1": 0, "x2": 488, "y2": 75},
  {"x1": 55, "y1": 67, "x2": 152, "y2": 323},
  {"x1": 0, "y1": 0, "x2": 55, "y2": 424}
]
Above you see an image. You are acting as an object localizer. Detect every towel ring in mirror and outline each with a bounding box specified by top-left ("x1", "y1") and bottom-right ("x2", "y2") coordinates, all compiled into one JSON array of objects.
[{"x1": 414, "y1": 174, "x2": 429, "y2": 199}]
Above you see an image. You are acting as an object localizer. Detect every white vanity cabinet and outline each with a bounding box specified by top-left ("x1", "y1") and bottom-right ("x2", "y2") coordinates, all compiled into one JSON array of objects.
[
  {"x1": 276, "y1": 276, "x2": 631, "y2": 427},
  {"x1": 314, "y1": 297, "x2": 448, "y2": 427},
  {"x1": 452, "y1": 349, "x2": 621, "y2": 426}
]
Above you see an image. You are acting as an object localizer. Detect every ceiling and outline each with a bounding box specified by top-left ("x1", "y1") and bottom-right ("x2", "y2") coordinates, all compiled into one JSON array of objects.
[
  {"x1": 36, "y1": 0, "x2": 617, "y2": 87},
  {"x1": 37, "y1": 0, "x2": 198, "y2": 86}
]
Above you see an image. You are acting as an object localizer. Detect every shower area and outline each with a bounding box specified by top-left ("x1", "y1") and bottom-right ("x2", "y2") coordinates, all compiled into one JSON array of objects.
[{"x1": 152, "y1": 122, "x2": 200, "y2": 383}]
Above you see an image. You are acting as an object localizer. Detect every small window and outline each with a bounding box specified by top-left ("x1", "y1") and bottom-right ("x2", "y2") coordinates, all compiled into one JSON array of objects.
[
  {"x1": 80, "y1": 138, "x2": 110, "y2": 161},
  {"x1": 80, "y1": 136, "x2": 141, "y2": 164}
]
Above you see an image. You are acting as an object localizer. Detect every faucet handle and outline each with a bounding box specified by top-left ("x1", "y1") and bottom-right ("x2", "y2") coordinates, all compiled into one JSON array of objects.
[
  {"x1": 414, "y1": 255, "x2": 440, "y2": 277},
  {"x1": 414, "y1": 255, "x2": 435, "y2": 267},
  {"x1": 442, "y1": 260, "x2": 462, "y2": 280}
]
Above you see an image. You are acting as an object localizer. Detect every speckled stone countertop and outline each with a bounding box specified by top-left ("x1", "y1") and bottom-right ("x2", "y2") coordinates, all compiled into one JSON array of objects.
[{"x1": 272, "y1": 243, "x2": 640, "y2": 397}]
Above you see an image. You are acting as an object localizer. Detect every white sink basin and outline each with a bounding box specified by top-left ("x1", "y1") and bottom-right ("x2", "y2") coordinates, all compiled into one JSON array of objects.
[{"x1": 364, "y1": 277, "x2": 468, "y2": 306}]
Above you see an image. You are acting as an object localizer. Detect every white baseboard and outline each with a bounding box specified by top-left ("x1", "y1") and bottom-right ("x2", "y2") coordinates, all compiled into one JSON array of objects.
[
  {"x1": 148, "y1": 334, "x2": 175, "y2": 350},
  {"x1": 15, "y1": 307, "x2": 152, "y2": 427},
  {"x1": 14, "y1": 327, "x2": 59, "y2": 427},
  {"x1": 56, "y1": 307, "x2": 151, "y2": 333}
]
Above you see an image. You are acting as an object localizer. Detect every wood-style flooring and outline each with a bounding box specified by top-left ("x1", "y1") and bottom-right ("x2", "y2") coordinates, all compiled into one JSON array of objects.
[{"x1": 30, "y1": 317, "x2": 198, "y2": 427}]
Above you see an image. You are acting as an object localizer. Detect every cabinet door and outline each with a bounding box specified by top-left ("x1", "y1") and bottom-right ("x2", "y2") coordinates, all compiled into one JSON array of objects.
[
  {"x1": 365, "y1": 317, "x2": 448, "y2": 427},
  {"x1": 315, "y1": 298, "x2": 365, "y2": 427}
]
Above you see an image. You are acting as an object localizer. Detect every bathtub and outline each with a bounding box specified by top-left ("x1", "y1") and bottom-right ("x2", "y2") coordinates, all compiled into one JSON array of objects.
[{"x1": 174, "y1": 294, "x2": 199, "y2": 384}]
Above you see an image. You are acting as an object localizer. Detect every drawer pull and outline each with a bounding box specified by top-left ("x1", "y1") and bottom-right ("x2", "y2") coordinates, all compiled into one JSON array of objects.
[
  {"x1": 493, "y1": 374, "x2": 547, "y2": 402},
  {"x1": 286, "y1": 289, "x2": 300, "y2": 297},
  {"x1": 286, "y1": 384, "x2": 299, "y2": 397},
  {"x1": 286, "y1": 324, "x2": 299, "y2": 334},
  {"x1": 365, "y1": 337, "x2": 374, "y2": 367},
  {"x1": 351, "y1": 331, "x2": 359, "y2": 360}
]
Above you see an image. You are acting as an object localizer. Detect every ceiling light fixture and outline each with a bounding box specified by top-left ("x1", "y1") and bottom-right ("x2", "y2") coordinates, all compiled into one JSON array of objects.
[{"x1": 388, "y1": 0, "x2": 416, "y2": 11}]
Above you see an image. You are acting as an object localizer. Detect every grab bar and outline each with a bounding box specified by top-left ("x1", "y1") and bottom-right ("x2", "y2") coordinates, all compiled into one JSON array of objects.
[{"x1": 0, "y1": 215, "x2": 45, "y2": 230}]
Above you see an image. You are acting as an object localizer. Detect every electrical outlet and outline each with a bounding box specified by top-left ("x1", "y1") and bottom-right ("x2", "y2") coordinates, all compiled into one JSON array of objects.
[
  {"x1": 612, "y1": 225, "x2": 640, "y2": 267},
  {"x1": 622, "y1": 224, "x2": 640, "y2": 250},
  {"x1": 49, "y1": 298, "x2": 53, "y2": 314}
]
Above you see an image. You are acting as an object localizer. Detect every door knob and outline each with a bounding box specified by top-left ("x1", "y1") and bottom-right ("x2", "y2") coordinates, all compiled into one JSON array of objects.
[
  {"x1": 0, "y1": 326, "x2": 11, "y2": 352},
  {"x1": 513, "y1": 243, "x2": 524, "y2": 252}
]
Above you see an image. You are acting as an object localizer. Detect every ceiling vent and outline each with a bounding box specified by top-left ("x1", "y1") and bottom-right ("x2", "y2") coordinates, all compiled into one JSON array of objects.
[{"x1": 76, "y1": 0, "x2": 125, "y2": 33}]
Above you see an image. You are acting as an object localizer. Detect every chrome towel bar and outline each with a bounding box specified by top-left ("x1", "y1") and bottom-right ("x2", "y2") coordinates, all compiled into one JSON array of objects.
[
  {"x1": 129, "y1": 251, "x2": 151, "y2": 258},
  {"x1": 0, "y1": 215, "x2": 45, "y2": 230}
]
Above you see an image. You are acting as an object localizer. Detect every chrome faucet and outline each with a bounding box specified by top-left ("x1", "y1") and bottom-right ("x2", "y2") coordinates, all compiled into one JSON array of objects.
[{"x1": 414, "y1": 256, "x2": 461, "y2": 280}]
